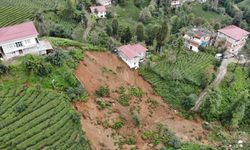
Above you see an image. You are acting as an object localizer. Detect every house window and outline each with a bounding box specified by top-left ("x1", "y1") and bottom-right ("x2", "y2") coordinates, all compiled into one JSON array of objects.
[{"x1": 15, "y1": 42, "x2": 23, "y2": 48}]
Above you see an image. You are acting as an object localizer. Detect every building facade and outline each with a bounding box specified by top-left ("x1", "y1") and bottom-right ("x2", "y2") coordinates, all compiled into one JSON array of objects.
[
  {"x1": 184, "y1": 27, "x2": 212, "y2": 52},
  {"x1": 216, "y1": 25, "x2": 249, "y2": 55},
  {"x1": 0, "y1": 22, "x2": 53, "y2": 60}
]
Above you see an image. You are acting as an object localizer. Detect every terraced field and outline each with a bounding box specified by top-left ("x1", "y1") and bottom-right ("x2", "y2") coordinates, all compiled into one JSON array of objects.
[
  {"x1": 0, "y1": 0, "x2": 59, "y2": 27},
  {"x1": 0, "y1": 87, "x2": 90, "y2": 150},
  {"x1": 140, "y1": 52, "x2": 215, "y2": 109},
  {"x1": 152, "y1": 53, "x2": 214, "y2": 85}
]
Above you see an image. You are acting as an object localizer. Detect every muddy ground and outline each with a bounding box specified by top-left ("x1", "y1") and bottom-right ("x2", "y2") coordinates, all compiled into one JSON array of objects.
[{"x1": 73, "y1": 51, "x2": 209, "y2": 150}]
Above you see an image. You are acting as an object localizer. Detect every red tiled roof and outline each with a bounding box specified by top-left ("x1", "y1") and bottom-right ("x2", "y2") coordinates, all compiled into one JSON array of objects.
[
  {"x1": 117, "y1": 44, "x2": 148, "y2": 59},
  {"x1": 90, "y1": 6, "x2": 106, "y2": 13},
  {"x1": 0, "y1": 21, "x2": 38, "y2": 44},
  {"x1": 218, "y1": 25, "x2": 249, "y2": 41}
]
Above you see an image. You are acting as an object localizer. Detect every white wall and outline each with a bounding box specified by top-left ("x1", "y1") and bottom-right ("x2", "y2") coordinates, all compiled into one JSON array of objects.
[
  {"x1": 118, "y1": 51, "x2": 140, "y2": 68},
  {"x1": 96, "y1": 12, "x2": 106, "y2": 18},
  {"x1": 1, "y1": 36, "x2": 38, "y2": 53}
]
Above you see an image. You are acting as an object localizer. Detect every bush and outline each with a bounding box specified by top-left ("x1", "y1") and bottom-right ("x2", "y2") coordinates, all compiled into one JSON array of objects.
[
  {"x1": 118, "y1": 94, "x2": 130, "y2": 106},
  {"x1": 126, "y1": 136, "x2": 136, "y2": 145},
  {"x1": 132, "y1": 112, "x2": 141, "y2": 127},
  {"x1": 112, "y1": 121, "x2": 124, "y2": 129},
  {"x1": 47, "y1": 49, "x2": 66, "y2": 66},
  {"x1": 0, "y1": 63, "x2": 9, "y2": 76},
  {"x1": 23, "y1": 55, "x2": 52, "y2": 76},
  {"x1": 169, "y1": 137, "x2": 181, "y2": 149},
  {"x1": 95, "y1": 86, "x2": 109, "y2": 97},
  {"x1": 65, "y1": 85, "x2": 86, "y2": 101},
  {"x1": 15, "y1": 102, "x2": 27, "y2": 113},
  {"x1": 69, "y1": 49, "x2": 84, "y2": 63},
  {"x1": 128, "y1": 87, "x2": 143, "y2": 98},
  {"x1": 95, "y1": 98, "x2": 110, "y2": 110},
  {"x1": 70, "y1": 110, "x2": 80, "y2": 123},
  {"x1": 181, "y1": 94, "x2": 196, "y2": 110}
]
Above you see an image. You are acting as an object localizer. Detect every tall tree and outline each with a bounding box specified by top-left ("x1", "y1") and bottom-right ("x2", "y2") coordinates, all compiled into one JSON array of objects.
[
  {"x1": 112, "y1": 19, "x2": 119, "y2": 36},
  {"x1": 145, "y1": 25, "x2": 158, "y2": 46},
  {"x1": 156, "y1": 20, "x2": 168, "y2": 53},
  {"x1": 136, "y1": 24, "x2": 144, "y2": 41},
  {"x1": 121, "y1": 27, "x2": 132, "y2": 44}
]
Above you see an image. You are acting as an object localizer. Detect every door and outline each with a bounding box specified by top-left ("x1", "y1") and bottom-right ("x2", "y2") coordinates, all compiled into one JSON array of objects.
[
  {"x1": 190, "y1": 46, "x2": 192, "y2": 50},
  {"x1": 19, "y1": 50, "x2": 23, "y2": 54}
]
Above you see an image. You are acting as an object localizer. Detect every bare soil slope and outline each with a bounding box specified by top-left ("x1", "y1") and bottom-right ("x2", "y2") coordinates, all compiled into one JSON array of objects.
[{"x1": 74, "y1": 51, "x2": 208, "y2": 150}]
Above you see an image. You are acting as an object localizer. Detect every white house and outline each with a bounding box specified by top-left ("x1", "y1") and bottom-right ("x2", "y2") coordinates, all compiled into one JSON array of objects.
[
  {"x1": 171, "y1": 0, "x2": 182, "y2": 8},
  {"x1": 184, "y1": 27, "x2": 212, "y2": 52},
  {"x1": 96, "y1": 0, "x2": 111, "y2": 6},
  {"x1": 117, "y1": 44, "x2": 148, "y2": 69},
  {"x1": 216, "y1": 25, "x2": 249, "y2": 55},
  {"x1": 0, "y1": 21, "x2": 53, "y2": 60},
  {"x1": 90, "y1": 6, "x2": 107, "y2": 18}
]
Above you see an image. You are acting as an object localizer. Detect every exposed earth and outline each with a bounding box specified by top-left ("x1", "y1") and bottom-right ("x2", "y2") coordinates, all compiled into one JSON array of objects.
[{"x1": 73, "y1": 51, "x2": 209, "y2": 150}]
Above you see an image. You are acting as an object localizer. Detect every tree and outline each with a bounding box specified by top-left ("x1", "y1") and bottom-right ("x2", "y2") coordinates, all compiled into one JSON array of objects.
[
  {"x1": 33, "y1": 11, "x2": 48, "y2": 36},
  {"x1": 112, "y1": 19, "x2": 118, "y2": 36},
  {"x1": 136, "y1": 24, "x2": 144, "y2": 41},
  {"x1": 117, "y1": 0, "x2": 126, "y2": 6},
  {"x1": 145, "y1": 25, "x2": 159, "y2": 46},
  {"x1": 105, "y1": 25, "x2": 113, "y2": 36},
  {"x1": 182, "y1": 94, "x2": 197, "y2": 110},
  {"x1": 233, "y1": 10, "x2": 243, "y2": 26},
  {"x1": 175, "y1": 38, "x2": 184, "y2": 62},
  {"x1": 139, "y1": 7, "x2": 152, "y2": 23},
  {"x1": 156, "y1": 21, "x2": 168, "y2": 52},
  {"x1": 201, "y1": 88, "x2": 222, "y2": 121},
  {"x1": 58, "y1": 0, "x2": 76, "y2": 19},
  {"x1": 134, "y1": 0, "x2": 142, "y2": 8},
  {"x1": 121, "y1": 27, "x2": 132, "y2": 44}
]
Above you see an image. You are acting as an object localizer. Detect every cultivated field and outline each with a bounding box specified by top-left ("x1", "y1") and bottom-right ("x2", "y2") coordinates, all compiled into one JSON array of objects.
[{"x1": 0, "y1": 87, "x2": 90, "y2": 150}]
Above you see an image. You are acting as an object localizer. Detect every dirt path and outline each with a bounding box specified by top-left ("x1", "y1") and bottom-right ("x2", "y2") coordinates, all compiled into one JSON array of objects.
[
  {"x1": 82, "y1": 9, "x2": 92, "y2": 42},
  {"x1": 74, "y1": 51, "x2": 209, "y2": 149},
  {"x1": 191, "y1": 57, "x2": 250, "y2": 111}
]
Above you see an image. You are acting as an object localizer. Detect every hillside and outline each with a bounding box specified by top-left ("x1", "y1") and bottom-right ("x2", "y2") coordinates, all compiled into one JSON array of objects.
[{"x1": 0, "y1": 87, "x2": 90, "y2": 149}]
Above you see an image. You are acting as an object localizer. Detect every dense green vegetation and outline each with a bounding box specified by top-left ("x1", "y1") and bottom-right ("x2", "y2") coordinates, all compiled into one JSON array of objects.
[
  {"x1": 201, "y1": 65, "x2": 250, "y2": 128},
  {"x1": 0, "y1": 43, "x2": 88, "y2": 101},
  {"x1": 0, "y1": 87, "x2": 90, "y2": 149}
]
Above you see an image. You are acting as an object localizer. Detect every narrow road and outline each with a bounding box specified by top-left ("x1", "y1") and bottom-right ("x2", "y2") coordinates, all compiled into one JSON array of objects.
[{"x1": 191, "y1": 57, "x2": 249, "y2": 112}]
